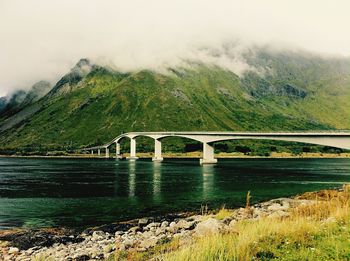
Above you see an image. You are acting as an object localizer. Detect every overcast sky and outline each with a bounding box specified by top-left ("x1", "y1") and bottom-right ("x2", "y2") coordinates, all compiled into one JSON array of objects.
[{"x1": 0, "y1": 0, "x2": 349, "y2": 96}]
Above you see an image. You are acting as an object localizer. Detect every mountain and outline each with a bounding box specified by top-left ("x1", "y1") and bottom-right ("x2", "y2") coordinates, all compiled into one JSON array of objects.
[
  {"x1": 0, "y1": 97, "x2": 7, "y2": 112},
  {"x1": 0, "y1": 50, "x2": 349, "y2": 152},
  {"x1": 0, "y1": 81, "x2": 51, "y2": 122}
]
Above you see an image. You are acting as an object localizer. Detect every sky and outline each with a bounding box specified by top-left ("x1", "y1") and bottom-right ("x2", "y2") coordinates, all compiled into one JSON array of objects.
[{"x1": 0, "y1": 0, "x2": 349, "y2": 96}]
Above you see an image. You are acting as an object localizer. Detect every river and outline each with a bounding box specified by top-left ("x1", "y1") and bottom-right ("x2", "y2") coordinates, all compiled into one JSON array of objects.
[{"x1": 0, "y1": 157, "x2": 349, "y2": 230}]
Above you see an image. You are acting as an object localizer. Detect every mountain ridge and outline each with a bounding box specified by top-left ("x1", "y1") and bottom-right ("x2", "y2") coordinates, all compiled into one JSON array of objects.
[{"x1": 0, "y1": 49, "x2": 349, "y2": 151}]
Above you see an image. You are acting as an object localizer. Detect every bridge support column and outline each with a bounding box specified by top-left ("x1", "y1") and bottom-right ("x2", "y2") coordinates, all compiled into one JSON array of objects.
[
  {"x1": 91, "y1": 150, "x2": 94, "y2": 155},
  {"x1": 115, "y1": 142, "x2": 122, "y2": 158},
  {"x1": 128, "y1": 138, "x2": 139, "y2": 160},
  {"x1": 98, "y1": 149, "x2": 101, "y2": 157},
  {"x1": 105, "y1": 147, "x2": 109, "y2": 158},
  {"x1": 200, "y1": 142, "x2": 217, "y2": 164},
  {"x1": 152, "y1": 139, "x2": 163, "y2": 162}
]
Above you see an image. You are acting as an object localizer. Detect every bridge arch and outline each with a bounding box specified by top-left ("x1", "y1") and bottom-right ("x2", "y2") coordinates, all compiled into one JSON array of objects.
[
  {"x1": 85, "y1": 131, "x2": 350, "y2": 163},
  {"x1": 203, "y1": 136, "x2": 350, "y2": 150}
]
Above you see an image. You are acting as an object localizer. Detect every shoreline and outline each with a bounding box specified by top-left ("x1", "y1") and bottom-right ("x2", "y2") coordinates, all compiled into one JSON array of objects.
[
  {"x1": 1, "y1": 185, "x2": 348, "y2": 260},
  {"x1": 0, "y1": 152, "x2": 349, "y2": 159}
]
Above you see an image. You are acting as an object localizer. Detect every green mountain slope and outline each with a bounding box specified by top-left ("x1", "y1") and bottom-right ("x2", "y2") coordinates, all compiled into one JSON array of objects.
[
  {"x1": 0, "y1": 49, "x2": 349, "y2": 151},
  {"x1": 0, "y1": 80, "x2": 51, "y2": 122}
]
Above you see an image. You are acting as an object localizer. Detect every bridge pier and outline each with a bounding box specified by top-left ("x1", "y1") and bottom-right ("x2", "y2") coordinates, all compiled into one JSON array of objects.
[
  {"x1": 152, "y1": 139, "x2": 163, "y2": 162},
  {"x1": 200, "y1": 142, "x2": 217, "y2": 164},
  {"x1": 128, "y1": 138, "x2": 139, "y2": 160},
  {"x1": 115, "y1": 142, "x2": 122, "y2": 158},
  {"x1": 91, "y1": 150, "x2": 94, "y2": 155},
  {"x1": 105, "y1": 147, "x2": 109, "y2": 158},
  {"x1": 98, "y1": 149, "x2": 101, "y2": 157}
]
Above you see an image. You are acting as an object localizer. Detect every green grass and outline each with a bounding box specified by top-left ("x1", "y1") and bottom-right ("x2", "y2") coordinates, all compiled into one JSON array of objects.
[{"x1": 160, "y1": 186, "x2": 350, "y2": 261}]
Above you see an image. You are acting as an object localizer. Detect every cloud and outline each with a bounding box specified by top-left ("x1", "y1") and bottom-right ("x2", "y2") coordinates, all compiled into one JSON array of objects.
[{"x1": 0, "y1": 0, "x2": 349, "y2": 96}]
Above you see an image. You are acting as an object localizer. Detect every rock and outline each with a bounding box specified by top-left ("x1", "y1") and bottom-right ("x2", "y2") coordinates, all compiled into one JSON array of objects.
[
  {"x1": 267, "y1": 203, "x2": 283, "y2": 211},
  {"x1": 115, "y1": 231, "x2": 124, "y2": 237},
  {"x1": 222, "y1": 217, "x2": 233, "y2": 224},
  {"x1": 8, "y1": 247, "x2": 19, "y2": 254},
  {"x1": 73, "y1": 254, "x2": 90, "y2": 261},
  {"x1": 146, "y1": 222, "x2": 161, "y2": 228},
  {"x1": 138, "y1": 218, "x2": 149, "y2": 226},
  {"x1": 123, "y1": 238, "x2": 134, "y2": 248},
  {"x1": 268, "y1": 210, "x2": 290, "y2": 219},
  {"x1": 186, "y1": 215, "x2": 203, "y2": 223},
  {"x1": 92, "y1": 231, "x2": 104, "y2": 237},
  {"x1": 128, "y1": 226, "x2": 140, "y2": 234},
  {"x1": 161, "y1": 221, "x2": 169, "y2": 228},
  {"x1": 139, "y1": 236, "x2": 158, "y2": 249},
  {"x1": 194, "y1": 218, "x2": 223, "y2": 237},
  {"x1": 103, "y1": 244, "x2": 114, "y2": 253},
  {"x1": 173, "y1": 233, "x2": 182, "y2": 238},
  {"x1": 150, "y1": 227, "x2": 157, "y2": 232},
  {"x1": 155, "y1": 227, "x2": 166, "y2": 236},
  {"x1": 142, "y1": 231, "x2": 154, "y2": 239},
  {"x1": 229, "y1": 219, "x2": 237, "y2": 228},
  {"x1": 176, "y1": 220, "x2": 194, "y2": 230}
]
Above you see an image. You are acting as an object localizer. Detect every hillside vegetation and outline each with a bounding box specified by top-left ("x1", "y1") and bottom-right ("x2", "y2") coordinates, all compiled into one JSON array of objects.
[{"x1": 0, "y1": 49, "x2": 349, "y2": 152}]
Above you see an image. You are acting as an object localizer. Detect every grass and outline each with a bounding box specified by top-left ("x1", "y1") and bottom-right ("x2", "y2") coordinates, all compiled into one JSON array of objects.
[{"x1": 111, "y1": 185, "x2": 350, "y2": 260}]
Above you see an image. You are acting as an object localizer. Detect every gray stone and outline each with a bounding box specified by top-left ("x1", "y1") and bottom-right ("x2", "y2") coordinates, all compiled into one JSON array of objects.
[
  {"x1": 268, "y1": 210, "x2": 290, "y2": 218},
  {"x1": 8, "y1": 247, "x2": 19, "y2": 254},
  {"x1": 267, "y1": 203, "x2": 283, "y2": 211},
  {"x1": 73, "y1": 254, "x2": 90, "y2": 261},
  {"x1": 139, "y1": 236, "x2": 158, "y2": 249},
  {"x1": 138, "y1": 218, "x2": 149, "y2": 226},
  {"x1": 194, "y1": 218, "x2": 223, "y2": 237},
  {"x1": 176, "y1": 220, "x2": 194, "y2": 230},
  {"x1": 142, "y1": 231, "x2": 154, "y2": 239},
  {"x1": 128, "y1": 226, "x2": 140, "y2": 234},
  {"x1": 103, "y1": 244, "x2": 114, "y2": 253},
  {"x1": 146, "y1": 222, "x2": 161, "y2": 228},
  {"x1": 161, "y1": 221, "x2": 169, "y2": 228},
  {"x1": 155, "y1": 227, "x2": 166, "y2": 236},
  {"x1": 115, "y1": 231, "x2": 124, "y2": 236},
  {"x1": 92, "y1": 231, "x2": 105, "y2": 241},
  {"x1": 229, "y1": 219, "x2": 237, "y2": 227},
  {"x1": 123, "y1": 238, "x2": 134, "y2": 248}
]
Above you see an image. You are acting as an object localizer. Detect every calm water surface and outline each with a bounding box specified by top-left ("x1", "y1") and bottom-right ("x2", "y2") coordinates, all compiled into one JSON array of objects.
[{"x1": 0, "y1": 158, "x2": 349, "y2": 230}]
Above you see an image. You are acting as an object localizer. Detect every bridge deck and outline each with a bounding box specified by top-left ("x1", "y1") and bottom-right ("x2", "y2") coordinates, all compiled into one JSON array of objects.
[{"x1": 84, "y1": 131, "x2": 350, "y2": 150}]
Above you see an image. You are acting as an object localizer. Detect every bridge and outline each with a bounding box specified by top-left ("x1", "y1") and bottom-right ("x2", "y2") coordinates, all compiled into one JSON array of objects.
[{"x1": 84, "y1": 131, "x2": 350, "y2": 164}]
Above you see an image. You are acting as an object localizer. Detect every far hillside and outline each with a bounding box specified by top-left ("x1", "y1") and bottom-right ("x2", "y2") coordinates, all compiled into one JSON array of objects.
[{"x1": 0, "y1": 48, "x2": 349, "y2": 155}]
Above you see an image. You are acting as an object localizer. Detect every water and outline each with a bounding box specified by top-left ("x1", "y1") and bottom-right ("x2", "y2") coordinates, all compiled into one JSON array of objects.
[{"x1": 0, "y1": 157, "x2": 349, "y2": 230}]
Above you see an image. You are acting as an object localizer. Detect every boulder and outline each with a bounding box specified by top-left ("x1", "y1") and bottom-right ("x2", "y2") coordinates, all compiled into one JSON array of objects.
[
  {"x1": 194, "y1": 218, "x2": 224, "y2": 237},
  {"x1": 146, "y1": 222, "x2": 161, "y2": 228},
  {"x1": 161, "y1": 221, "x2": 169, "y2": 228},
  {"x1": 268, "y1": 210, "x2": 290, "y2": 219},
  {"x1": 176, "y1": 220, "x2": 195, "y2": 230},
  {"x1": 128, "y1": 226, "x2": 140, "y2": 234},
  {"x1": 91, "y1": 231, "x2": 105, "y2": 241},
  {"x1": 73, "y1": 254, "x2": 90, "y2": 261},
  {"x1": 228, "y1": 219, "x2": 237, "y2": 228},
  {"x1": 8, "y1": 247, "x2": 19, "y2": 254},
  {"x1": 139, "y1": 237, "x2": 158, "y2": 249},
  {"x1": 138, "y1": 218, "x2": 149, "y2": 226}
]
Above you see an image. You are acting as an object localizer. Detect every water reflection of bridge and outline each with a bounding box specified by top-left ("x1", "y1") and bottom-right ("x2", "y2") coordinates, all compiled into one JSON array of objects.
[
  {"x1": 114, "y1": 160, "x2": 215, "y2": 202},
  {"x1": 85, "y1": 131, "x2": 350, "y2": 164}
]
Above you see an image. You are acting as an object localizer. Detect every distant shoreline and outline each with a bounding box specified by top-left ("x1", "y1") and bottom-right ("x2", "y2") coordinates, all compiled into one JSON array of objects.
[{"x1": 0, "y1": 152, "x2": 349, "y2": 159}]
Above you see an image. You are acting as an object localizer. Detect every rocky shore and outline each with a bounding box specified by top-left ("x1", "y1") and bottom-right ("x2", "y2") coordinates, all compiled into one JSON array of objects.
[{"x1": 0, "y1": 195, "x2": 323, "y2": 260}]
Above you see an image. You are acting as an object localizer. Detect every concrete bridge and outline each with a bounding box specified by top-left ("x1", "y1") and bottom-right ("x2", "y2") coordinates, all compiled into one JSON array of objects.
[{"x1": 84, "y1": 131, "x2": 350, "y2": 164}]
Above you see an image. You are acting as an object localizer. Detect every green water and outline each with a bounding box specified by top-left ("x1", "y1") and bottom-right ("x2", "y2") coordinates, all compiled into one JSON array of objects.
[{"x1": 0, "y1": 157, "x2": 349, "y2": 230}]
